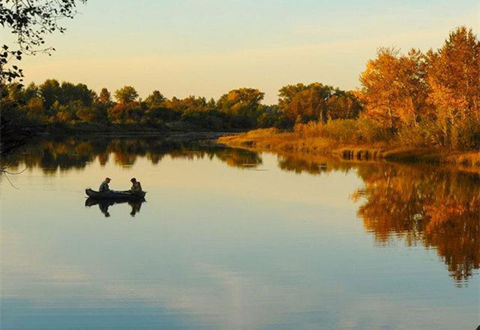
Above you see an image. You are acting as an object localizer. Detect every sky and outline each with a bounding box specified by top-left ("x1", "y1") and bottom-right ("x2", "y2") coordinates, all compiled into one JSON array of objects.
[{"x1": 2, "y1": 0, "x2": 479, "y2": 103}]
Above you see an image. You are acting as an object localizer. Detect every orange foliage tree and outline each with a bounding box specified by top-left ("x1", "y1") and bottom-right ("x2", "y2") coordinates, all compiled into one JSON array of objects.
[
  {"x1": 359, "y1": 26, "x2": 480, "y2": 149},
  {"x1": 426, "y1": 27, "x2": 480, "y2": 148},
  {"x1": 359, "y1": 48, "x2": 428, "y2": 132}
]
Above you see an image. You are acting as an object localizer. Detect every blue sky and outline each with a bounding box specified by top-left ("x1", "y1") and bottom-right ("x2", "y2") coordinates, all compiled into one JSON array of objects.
[{"x1": 3, "y1": 0, "x2": 479, "y2": 103}]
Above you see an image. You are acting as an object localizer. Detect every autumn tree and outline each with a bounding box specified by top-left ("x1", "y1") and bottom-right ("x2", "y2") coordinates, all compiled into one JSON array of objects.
[
  {"x1": 278, "y1": 83, "x2": 337, "y2": 123},
  {"x1": 217, "y1": 88, "x2": 265, "y2": 127},
  {"x1": 426, "y1": 27, "x2": 480, "y2": 148},
  {"x1": 359, "y1": 48, "x2": 428, "y2": 132},
  {"x1": 181, "y1": 96, "x2": 208, "y2": 112},
  {"x1": 114, "y1": 86, "x2": 139, "y2": 104},
  {"x1": 108, "y1": 103, "x2": 144, "y2": 124},
  {"x1": 326, "y1": 91, "x2": 362, "y2": 120},
  {"x1": 217, "y1": 88, "x2": 264, "y2": 113}
]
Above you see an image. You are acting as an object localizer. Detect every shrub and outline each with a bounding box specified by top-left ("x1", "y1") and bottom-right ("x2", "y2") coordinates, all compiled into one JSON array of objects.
[{"x1": 293, "y1": 116, "x2": 390, "y2": 145}]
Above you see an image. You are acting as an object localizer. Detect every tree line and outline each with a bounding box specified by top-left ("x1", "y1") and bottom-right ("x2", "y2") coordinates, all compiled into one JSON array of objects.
[
  {"x1": 358, "y1": 26, "x2": 479, "y2": 150},
  {"x1": 1, "y1": 26, "x2": 478, "y2": 152},
  {"x1": 0, "y1": 79, "x2": 361, "y2": 132}
]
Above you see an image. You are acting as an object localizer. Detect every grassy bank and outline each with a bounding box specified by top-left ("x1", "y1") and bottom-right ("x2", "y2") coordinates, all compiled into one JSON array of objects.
[{"x1": 218, "y1": 128, "x2": 480, "y2": 168}]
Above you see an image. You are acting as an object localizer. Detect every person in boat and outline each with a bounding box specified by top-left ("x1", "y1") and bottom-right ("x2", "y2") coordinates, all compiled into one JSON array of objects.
[
  {"x1": 99, "y1": 177, "x2": 111, "y2": 192},
  {"x1": 130, "y1": 178, "x2": 143, "y2": 192}
]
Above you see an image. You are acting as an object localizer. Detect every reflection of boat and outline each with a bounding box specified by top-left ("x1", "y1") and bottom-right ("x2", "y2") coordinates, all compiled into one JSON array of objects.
[
  {"x1": 85, "y1": 188, "x2": 146, "y2": 200},
  {"x1": 85, "y1": 197, "x2": 145, "y2": 217}
]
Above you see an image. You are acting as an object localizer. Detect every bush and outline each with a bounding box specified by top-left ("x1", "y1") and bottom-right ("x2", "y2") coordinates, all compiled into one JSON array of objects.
[{"x1": 293, "y1": 116, "x2": 391, "y2": 145}]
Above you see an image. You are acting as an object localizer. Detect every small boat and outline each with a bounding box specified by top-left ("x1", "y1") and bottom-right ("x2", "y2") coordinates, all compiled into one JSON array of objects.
[{"x1": 85, "y1": 188, "x2": 146, "y2": 200}]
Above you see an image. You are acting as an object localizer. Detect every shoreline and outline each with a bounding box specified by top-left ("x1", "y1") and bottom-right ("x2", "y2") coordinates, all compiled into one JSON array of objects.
[{"x1": 217, "y1": 129, "x2": 480, "y2": 170}]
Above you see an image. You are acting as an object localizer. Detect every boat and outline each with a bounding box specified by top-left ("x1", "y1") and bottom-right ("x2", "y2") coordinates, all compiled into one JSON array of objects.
[{"x1": 85, "y1": 188, "x2": 146, "y2": 200}]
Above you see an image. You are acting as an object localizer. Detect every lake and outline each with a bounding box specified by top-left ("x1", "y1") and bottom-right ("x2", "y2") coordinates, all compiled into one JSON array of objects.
[{"x1": 1, "y1": 137, "x2": 479, "y2": 330}]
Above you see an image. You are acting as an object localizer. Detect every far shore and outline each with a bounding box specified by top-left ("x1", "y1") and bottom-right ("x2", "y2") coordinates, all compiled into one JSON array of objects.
[{"x1": 218, "y1": 129, "x2": 480, "y2": 171}]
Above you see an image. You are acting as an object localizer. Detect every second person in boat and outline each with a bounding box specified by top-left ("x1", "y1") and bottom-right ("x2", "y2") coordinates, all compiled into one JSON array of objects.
[{"x1": 130, "y1": 177, "x2": 143, "y2": 192}]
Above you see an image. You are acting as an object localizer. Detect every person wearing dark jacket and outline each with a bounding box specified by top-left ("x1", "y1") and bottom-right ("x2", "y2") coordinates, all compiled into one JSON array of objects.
[
  {"x1": 130, "y1": 178, "x2": 142, "y2": 192},
  {"x1": 99, "y1": 177, "x2": 111, "y2": 192}
]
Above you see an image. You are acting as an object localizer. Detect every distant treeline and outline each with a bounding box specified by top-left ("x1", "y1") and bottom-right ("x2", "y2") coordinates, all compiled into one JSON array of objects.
[
  {"x1": 1, "y1": 26, "x2": 479, "y2": 152},
  {"x1": 0, "y1": 79, "x2": 361, "y2": 132},
  {"x1": 2, "y1": 137, "x2": 263, "y2": 172}
]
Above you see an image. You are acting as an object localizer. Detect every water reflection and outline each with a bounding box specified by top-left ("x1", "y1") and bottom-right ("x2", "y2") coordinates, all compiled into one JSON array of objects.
[
  {"x1": 2, "y1": 138, "x2": 479, "y2": 284},
  {"x1": 353, "y1": 164, "x2": 480, "y2": 285},
  {"x1": 277, "y1": 153, "x2": 480, "y2": 285},
  {"x1": 85, "y1": 197, "x2": 145, "y2": 217},
  {"x1": 1, "y1": 137, "x2": 262, "y2": 172}
]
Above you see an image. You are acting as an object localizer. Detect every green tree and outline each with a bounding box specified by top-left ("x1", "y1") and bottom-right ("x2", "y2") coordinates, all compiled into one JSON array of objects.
[
  {"x1": 97, "y1": 88, "x2": 112, "y2": 105},
  {"x1": 60, "y1": 82, "x2": 95, "y2": 106},
  {"x1": 278, "y1": 83, "x2": 336, "y2": 123},
  {"x1": 39, "y1": 79, "x2": 61, "y2": 110},
  {"x1": 5, "y1": 83, "x2": 24, "y2": 103},
  {"x1": 23, "y1": 83, "x2": 39, "y2": 102},
  {"x1": 217, "y1": 88, "x2": 264, "y2": 127},
  {"x1": 76, "y1": 106, "x2": 107, "y2": 123},
  {"x1": 217, "y1": 88, "x2": 264, "y2": 112},
  {"x1": 114, "y1": 86, "x2": 139, "y2": 104},
  {"x1": 145, "y1": 90, "x2": 165, "y2": 108}
]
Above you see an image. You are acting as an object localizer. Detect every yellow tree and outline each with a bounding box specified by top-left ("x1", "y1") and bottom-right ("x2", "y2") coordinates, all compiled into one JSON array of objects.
[
  {"x1": 426, "y1": 26, "x2": 480, "y2": 148},
  {"x1": 359, "y1": 48, "x2": 428, "y2": 132}
]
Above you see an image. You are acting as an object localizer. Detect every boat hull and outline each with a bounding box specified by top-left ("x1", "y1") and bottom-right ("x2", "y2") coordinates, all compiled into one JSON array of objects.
[{"x1": 85, "y1": 188, "x2": 146, "y2": 200}]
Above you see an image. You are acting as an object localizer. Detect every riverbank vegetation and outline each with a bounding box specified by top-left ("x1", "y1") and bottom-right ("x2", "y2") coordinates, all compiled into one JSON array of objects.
[
  {"x1": 2, "y1": 26, "x2": 479, "y2": 164},
  {"x1": 0, "y1": 83, "x2": 272, "y2": 152},
  {"x1": 220, "y1": 27, "x2": 480, "y2": 166},
  {"x1": 0, "y1": 79, "x2": 358, "y2": 152}
]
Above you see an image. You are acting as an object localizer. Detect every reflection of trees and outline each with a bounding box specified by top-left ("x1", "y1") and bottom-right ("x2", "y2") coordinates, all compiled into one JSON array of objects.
[
  {"x1": 276, "y1": 154, "x2": 356, "y2": 175},
  {"x1": 278, "y1": 156, "x2": 328, "y2": 174},
  {"x1": 273, "y1": 153, "x2": 480, "y2": 284},
  {"x1": 5, "y1": 138, "x2": 478, "y2": 284},
  {"x1": 17, "y1": 140, "x2": 98, "y2": 175},
  {"x1": 215, "y1": 149, "x2": 262, "y2": 168},
  {"x1": 1, "y1": 137, "x2": 263, "y2": 173},
  {"x1": 353, "y1": 164, "x2": 480, "y2": 284}
]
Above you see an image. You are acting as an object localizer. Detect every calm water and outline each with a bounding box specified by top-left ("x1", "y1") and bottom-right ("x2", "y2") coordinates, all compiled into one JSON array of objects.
[{"x1": 1, "y1": 137, "x2": 479, "y2": 330}]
